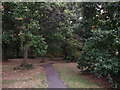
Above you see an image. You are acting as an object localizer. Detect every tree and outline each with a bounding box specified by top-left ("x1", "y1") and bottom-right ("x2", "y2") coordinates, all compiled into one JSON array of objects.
[
  {"x1": 2, "y1": 2, "x2": 82, "y2": 62},
  {"x1": 2, "y1": 2, "x2": 16, "y2": 61},
  {"x1": 77, "y1": 2, "x2": 120, "y2": 88},
  {"x1": 37, "y1": 2, "x2": 82, "y2": 60},
  {"x1": 2, "y1": 2, "x2": 48, "y2": 66}
]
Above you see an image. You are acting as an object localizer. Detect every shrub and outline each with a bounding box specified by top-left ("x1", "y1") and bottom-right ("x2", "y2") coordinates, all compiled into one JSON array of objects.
[{"x1": 77, "y1": 29, "x2": 120, "y2": 88}]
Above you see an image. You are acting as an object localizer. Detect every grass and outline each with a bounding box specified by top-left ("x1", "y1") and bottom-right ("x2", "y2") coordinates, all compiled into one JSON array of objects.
[
  {"x1": 2, "y1": 80, "x2": 17, "y2": 84},
  {"x1": 2, "y1": 66, "x2": 13, "y2": 72},
  {"x1": 2, "y1": 72, "x2": 46, "y2": 88},
  {"x1": 29, "y1": 71, "x2": 47, "y2": 88},
  {"x1": 53, "y1": 63, "x2": 100, "y2": 88},
  {"x1": 3, "y1": 77, "x2": 36, "y2": 84},
  {"x1": 2, "y1": 59, "x2": 47, "y2": 88}
]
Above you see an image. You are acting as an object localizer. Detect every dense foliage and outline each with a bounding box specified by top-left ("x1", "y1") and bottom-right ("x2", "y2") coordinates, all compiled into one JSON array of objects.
[
  {"x1": 2, "y1": 2, "x2": 48, "y2": 64},
  {"x1": 2, "y1": 2, "x2": 120, "y2": 88},
  {"x1": 38, "y1": 3, "x2": 82, "y2": 60},
  {"x1": 77, "y1": 2, "x2": 120, "y2": 88},
  {"x1": 2, "y1": 2, "x2": 81, "y2": 62}
]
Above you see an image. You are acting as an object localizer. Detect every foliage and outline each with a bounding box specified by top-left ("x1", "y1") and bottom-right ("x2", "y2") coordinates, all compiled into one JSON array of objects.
[
  {"x1": 30, "y1": 35, "x2": 48, "y2": 56},
  {"x1": 2, "y1": 2, "x2": 120, "y2": 88},
  {"x1": 77, "y1": 2, "x2": 120, "y2": 88},
  {"x1": 77, "y1": 30, "x2": 120, "y2": 87},
  {"x1": 2, "y1": 2, "x2": 81, "y2": 60},
  {"x1": 2, "y1": 31, "x2": 17, "y2": 46},
  {"x1": 47, "y1": 44, "x2": 63, "y2": 57},
  {"x1": 37, "y1": 2, "x2": 81, "y2": 59},
  {"x1": 2, "y1": 2, "x2": 48, "y2": 61},
  {"x1": 63, "y1": 38, "x2": 81, "y2": 61}
]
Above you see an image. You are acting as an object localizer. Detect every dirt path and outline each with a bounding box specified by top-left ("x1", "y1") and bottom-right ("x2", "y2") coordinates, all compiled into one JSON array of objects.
[{"x1": 42, "y1": 63, "x2": 68, "y2": 88}]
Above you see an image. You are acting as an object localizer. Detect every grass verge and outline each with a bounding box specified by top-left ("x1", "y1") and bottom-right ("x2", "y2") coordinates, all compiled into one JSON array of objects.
[{"x1": 53, "y1": 63, "x2": 101, "y2": 88}]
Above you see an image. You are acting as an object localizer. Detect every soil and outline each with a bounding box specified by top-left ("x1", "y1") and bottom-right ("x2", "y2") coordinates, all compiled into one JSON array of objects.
[
  {"x1": 2, "y1": 58, "x2": 111, "y2": 88},
  {"x1": 2, "y1": 58, "x2": 47, "y2": 88}
]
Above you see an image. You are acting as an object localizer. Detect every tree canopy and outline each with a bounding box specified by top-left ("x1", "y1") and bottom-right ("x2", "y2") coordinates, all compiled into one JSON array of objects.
[{"x1": 2, "y1": 2, "x2": 120, "y2": 88}]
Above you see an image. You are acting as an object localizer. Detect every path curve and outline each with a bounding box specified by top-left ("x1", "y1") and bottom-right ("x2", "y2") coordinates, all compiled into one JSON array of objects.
[{"x1": 42, "y1": 63, "x2": 68, "y2": 88}]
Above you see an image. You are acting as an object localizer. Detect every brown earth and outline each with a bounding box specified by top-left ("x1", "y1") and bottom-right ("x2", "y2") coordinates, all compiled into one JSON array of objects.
[
  {"x1": 2, "y1": 58, "x2": 111, "y2": 88},
  {"x1": 2, "y1": 58, "x2": 47, "y2": 88}
]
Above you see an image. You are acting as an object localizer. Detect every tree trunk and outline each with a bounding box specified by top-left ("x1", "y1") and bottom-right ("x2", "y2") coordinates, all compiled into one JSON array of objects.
[
  {"x1": 16, "y1": 47, "x2": 20, "y2": 57},
  {"x1": 62, "y1": 46, "x2": 67, "y2": 60},
  {"x1": 23, "y1": 44, "x2": 29, "y2": 65},
  {"x1": 2, "y1": 44, "x2": 8, "y2": 61}
]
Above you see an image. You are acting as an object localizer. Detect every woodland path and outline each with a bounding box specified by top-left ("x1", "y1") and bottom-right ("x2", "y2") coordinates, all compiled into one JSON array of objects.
[{"x1": 42, "y1": 63, "x2": 68, "y2": 88}]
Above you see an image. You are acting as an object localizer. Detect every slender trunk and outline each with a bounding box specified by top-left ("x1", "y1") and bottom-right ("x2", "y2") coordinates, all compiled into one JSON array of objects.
[
  {"x1": 23, "y1": 44, "x2": 29, "y2": 65},
  {"x1": 12, "y1": 47, "x2": 16, "y2": 58},
  {"x1": 2, "y1": 44, "x2": 8, "y2": 61},
  {"x1": 62, "y1": 46, "x2": 67, "y2": 60},
  {"x1": 64, "y1": 49, "x2": 67, "y2": 60},
  {"x1": 16, "y1": 47, "x2": 20, "y2": 57}
]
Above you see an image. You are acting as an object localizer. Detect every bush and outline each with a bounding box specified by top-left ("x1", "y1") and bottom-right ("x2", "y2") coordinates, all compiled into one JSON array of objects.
[{"x1": 77, "y1": 29, "x2": 120, "y2": 88}]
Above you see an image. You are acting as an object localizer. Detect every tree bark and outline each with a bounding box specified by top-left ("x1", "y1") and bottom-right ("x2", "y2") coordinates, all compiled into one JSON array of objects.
[
  {"x1": 2, "y1": 44, "x2": 8, "y2": 61},
  {"x1": 16, "y1": 47, "x2": 20, "y2": 57},
  {"x1": 62, "y1": 46, "x2": 67, "y2": 60},
  {"x1": 23, "y1": 44, "x2": 29, "y2": 65}
]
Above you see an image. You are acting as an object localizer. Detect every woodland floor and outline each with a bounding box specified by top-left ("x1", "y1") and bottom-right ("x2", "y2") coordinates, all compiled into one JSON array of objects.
[
  {"x1": 2, "y1": 58, "x2": 110, "y2": 88},
  {"x1": 2, "y1": 58, "x2": 47, "y2": 88}
]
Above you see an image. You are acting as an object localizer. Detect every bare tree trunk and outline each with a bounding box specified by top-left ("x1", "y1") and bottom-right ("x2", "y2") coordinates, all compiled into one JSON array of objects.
[
  {"x1": 23, "y1": 44, "x2": 29, "y2": 65},
  {"x1": 62, "y1": 46, "x2": 67, "y2": 60},
  {"x1": 2, "y1": 44, "x2": 8, "y2": 61},
  {"x1": 16, "y1": 47, "x2": 20, "y2": 57}
]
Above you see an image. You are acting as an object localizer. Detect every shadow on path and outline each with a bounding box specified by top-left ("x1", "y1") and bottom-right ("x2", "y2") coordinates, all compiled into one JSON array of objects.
[{"x1": 42, "y1": 63, "x2": 68, "y2": 88}]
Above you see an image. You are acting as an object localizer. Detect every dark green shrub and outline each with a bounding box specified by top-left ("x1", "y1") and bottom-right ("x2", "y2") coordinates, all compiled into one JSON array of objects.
[{"x1": 77, "y1": 29, "x2": 120, "y2": 88}]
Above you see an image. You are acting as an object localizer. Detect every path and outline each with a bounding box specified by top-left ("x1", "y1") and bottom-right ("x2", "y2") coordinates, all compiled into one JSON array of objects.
[{"x1": 42, "y1": 63, "x2": 68, "y2": 88}]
